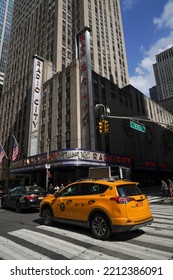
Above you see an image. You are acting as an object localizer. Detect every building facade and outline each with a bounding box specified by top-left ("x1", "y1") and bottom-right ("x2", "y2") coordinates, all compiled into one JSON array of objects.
[
  {"x1": 9, "y1": 65, "x2": 173, "y2": 187},
  {"x1": 153, "y1": 46, "x2": 173, "y2": 101},
  {"x1": 0, "y1": 0, "x2": 14, "y2": 97},
  {"x1": 1, "y1": 0, "x2": 173, "y2": 187},
  {"x1": 0, "y1": 0, "x2": 129, "y2": 158}
]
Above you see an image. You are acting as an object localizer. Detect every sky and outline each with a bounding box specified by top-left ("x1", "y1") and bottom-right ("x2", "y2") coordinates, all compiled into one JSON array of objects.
[{"x1": 120, "y1": 0, "x2": 173, "y2": 96}]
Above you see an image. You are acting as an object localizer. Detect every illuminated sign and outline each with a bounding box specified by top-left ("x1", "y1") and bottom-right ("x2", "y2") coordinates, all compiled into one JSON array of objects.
[
  {"x1": 10, "y1": 148, "x2": 173, "y2": 173},
  {"x1": 28, "y1": 56, "x2": 44, "y2": 156},
  {"x1": 79, "y1": 33, "x2": 88, "y2": 125},
  {"x1": 10, "y1": 149, "x2": 132, "y2": 171},
  {"x1": 144, "y1": 160, "x2": 157, "y2": 168},
  {"x1": 77, "y1": 26, "x2": 95, "y2": 149}
]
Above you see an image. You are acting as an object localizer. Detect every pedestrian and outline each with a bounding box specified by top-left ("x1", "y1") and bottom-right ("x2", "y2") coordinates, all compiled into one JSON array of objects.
[
  {"x1": 60, "y1": 183, "x2": 64, "y2": 190},
  {"x1": 167, "y1": 179, "x2": 173, "y2": 197},
  {"x1": 54, "y1": 184, "x2": 60, "y2": 192},
  {"x1": 49, "y1": 183, "x2": 54, "y2": 194},
  {"x1": 161, "y1": 180, "x2": 168, "y2": 197}
]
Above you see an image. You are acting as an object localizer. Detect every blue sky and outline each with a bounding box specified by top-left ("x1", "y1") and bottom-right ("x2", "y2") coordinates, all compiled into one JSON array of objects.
[{"x1": 120, "y1": 0, "x2": 173, "y2": 96}]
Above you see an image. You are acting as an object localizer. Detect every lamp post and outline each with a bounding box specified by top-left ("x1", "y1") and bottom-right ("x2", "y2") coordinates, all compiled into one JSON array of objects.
[
  {"x1": 45, "y1": 138, "x2": 50, "y2": 192},
  {"x1": 43, "y1": 131, "x2": 70, "y2": 191},
  {"x1": 41, "y1": 136, "x2": 56, "y2": 192}
]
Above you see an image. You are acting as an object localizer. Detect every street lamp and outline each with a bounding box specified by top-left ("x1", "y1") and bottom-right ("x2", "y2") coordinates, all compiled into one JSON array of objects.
[
  {"x1": 45, "y1": 138, "x2": 50, "y2": 192},
  {"x1": 43, "y1": 131, "x2": 70, "y2": 191},
  {"x1": 95, "y1": 104, "x2": 110, "y2": 118},
  {"x1": 41, "y1": 136, "x2": 57, "y2": 192}
]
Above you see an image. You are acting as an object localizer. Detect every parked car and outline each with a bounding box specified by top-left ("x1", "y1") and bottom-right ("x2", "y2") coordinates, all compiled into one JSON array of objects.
[
  {"x1": 1, "y1": 185, "x2": 49, "y2": 212},
  {"x1": 40, "y1": 178, "x2": 153, "y2": 240}
]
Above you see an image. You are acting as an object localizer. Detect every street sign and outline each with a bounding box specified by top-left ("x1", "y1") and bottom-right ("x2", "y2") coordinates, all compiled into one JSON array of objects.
[{"x1": 130, "y1": 120, "x2": 146, "y2": 133}]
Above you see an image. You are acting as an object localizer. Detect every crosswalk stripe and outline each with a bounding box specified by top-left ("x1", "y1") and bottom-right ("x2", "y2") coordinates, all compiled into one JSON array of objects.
[
  {"x1": 151, "y1": 206, "x2": 173, "y2": 212},
  {"x1": 130, "y1": 231, "x2": 173, "y2": 248},
  {"x1": 0, "y1": 236, "x2": 50, "y2": 260},
  {"x1": 151, "y1": 204, "x2": 173, "y2": 208},
  {"x1": 142, "y1": 226, "x2": 173, "y2": 238},
  {"x1": 37, "y1": 225, "x2": 172, "y2": 260},
  {"x1": 146, "y1": 221, "x2": 173, "y2": 230},
  {"x1": 148, "y1": 196, "x2": 163, "y2": 203},
  {"x1": 151, "y1": 211, "x2": 173, "y2": 217},
  {"x1": 152, "y1": 210, "x2": 173, "y2": 214},
  {"x1": 8, "y1": 229, "x2": 119, "y2": 260},
  {"x1": 153, "y1": 217, "x2": 173, "y2": 225}
]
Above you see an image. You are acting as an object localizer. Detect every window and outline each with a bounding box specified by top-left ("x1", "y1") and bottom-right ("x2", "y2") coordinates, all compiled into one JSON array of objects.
[
  {"x1": 60, "y1": 184, "x2": 79, "y2": 196},
  {"x1": 117, "y1": 184, "x2": 142, "y2": 197},
  {"x1": 59, "y1": 182, "x2": 108, "y2": 197}
]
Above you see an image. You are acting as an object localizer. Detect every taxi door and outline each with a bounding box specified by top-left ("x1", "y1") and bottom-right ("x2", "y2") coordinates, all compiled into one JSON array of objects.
[
  {"x1": 51, "y1": 184, "x2": 79, "y2": 221},
  {"x1": 71, "y1": 183, "x2": 99, "y2": 222}
]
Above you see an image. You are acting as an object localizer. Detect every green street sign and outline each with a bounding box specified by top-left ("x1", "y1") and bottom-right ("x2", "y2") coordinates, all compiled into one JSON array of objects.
[{"x1": 130, "y1": 120, "x2": 146, "y2": 133}]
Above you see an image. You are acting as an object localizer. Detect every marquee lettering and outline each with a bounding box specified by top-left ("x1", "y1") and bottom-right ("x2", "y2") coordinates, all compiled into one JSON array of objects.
[{"x1": 144, "y1": 160, "x2": 156, "y2": 167}]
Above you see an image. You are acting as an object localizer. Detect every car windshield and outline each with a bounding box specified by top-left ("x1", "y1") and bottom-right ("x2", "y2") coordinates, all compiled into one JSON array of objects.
[
  {"x1": 25, "y1": 186, "x2": 46, "y2": 193},
  {"x1": 117, "y1": 184, "x2": 142, "y2": 197}
]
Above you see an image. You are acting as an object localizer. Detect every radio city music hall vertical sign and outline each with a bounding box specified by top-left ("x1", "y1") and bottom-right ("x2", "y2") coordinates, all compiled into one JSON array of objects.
[
  {"x1": 28, "y1": 55, "x2": 44, "y2": 156},
  {"x1": 78, "y1": 27, "x2": 95, "y2": 149}
]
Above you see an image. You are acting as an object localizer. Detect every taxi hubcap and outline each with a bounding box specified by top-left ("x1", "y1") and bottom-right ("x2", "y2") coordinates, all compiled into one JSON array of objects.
[
  {"x1": 93, "y1": 217, "x2": 106, "y2": 236},
  {"x1": 43, "y1": 208, "x2": 52, "y2": 223}
]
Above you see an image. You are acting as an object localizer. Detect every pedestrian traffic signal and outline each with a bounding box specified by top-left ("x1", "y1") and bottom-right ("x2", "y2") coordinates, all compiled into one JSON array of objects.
[
  {"x1": 99, "y1": 121, "x2": 103, "y2": 134},
  {"x1": 104, "y1": 120, "x2": 110, "y2": 134}
]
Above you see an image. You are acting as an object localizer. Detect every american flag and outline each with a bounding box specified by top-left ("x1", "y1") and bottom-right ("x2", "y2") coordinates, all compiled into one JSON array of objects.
[
  {"x1": 12, "y1": 135, "x2": 19, "y2": 161},
  {"x1": 0, "y1": 143, "x2": 7, "y2": 162}
]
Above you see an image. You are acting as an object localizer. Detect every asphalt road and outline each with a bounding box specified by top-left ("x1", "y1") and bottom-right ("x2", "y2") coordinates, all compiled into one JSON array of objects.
[
  {"x1": 0, "y1": 206, "x2": 41, "y2": 234},
  {"x1": 0, "y1": 194, "x2": 173, "y2": 260}
]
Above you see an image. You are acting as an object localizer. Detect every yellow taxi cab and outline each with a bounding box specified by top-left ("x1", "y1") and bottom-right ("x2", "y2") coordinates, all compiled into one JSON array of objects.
[{"x1": 40, "y1": 179, "x2": 153, "y2": 240}]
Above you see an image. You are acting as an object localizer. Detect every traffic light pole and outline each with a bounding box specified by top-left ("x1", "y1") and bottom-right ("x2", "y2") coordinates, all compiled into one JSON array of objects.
[
  {"x1": 95, "y1": 104, "x2": 111, "y2": 134},
  {"x1": 95, "y1": 102, "x2": 173, "y2": 131}
]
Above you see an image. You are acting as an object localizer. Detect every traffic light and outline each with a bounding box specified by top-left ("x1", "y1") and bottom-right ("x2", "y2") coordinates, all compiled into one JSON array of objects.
[
  {"x1": 104, "y1": 120, "x2": 110, "y2": 134},
  {"x1": 98, "y1": 121, "x2": 103, "y2": 134}
]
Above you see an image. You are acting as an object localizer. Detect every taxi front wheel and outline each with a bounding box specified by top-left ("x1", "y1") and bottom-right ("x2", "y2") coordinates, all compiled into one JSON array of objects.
[
  {"x1": 90, "y1": 213, "x2": 111, "y2": 240},
  {"x1": 41, "y1": 206, "x2": 53, "y2": 226}
]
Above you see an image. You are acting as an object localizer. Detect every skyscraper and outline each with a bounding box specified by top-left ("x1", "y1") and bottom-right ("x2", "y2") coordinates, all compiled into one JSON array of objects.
[
  {"x1": 153, "y1": 46, "x2": 173, "y2": 101},
  {"x1": 0, "y1": 0, "x2": 14, "y2": 96},
  {"x1": 0, "y1": 0, "x2": 129, "y2": 152}
]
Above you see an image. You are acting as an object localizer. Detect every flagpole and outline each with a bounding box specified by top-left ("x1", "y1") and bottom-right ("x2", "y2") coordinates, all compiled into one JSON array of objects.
[
  {"x1": 12, "y1": 134, "x2": 18, "y2": 144},
  {"x1": 12, "y1": 134, "x2": 20, "y2": 161},
  {"x1": 0, "y1": 143, "x2": 8, "y2": 159}
]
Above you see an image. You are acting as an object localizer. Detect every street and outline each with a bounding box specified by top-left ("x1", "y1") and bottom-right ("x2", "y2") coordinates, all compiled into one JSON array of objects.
[{"x1": 0, "y1": 195, "x2": 173, "y2": 260}]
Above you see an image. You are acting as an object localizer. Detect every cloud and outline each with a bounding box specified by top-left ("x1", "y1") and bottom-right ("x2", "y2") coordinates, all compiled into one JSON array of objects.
[
  {"x1": 153, "y1": 0, "x2": 173, "y2": 29},
  {"x1": 129, "y1": 0, "x2": 173, "y2": 96},
  {"x1": 122, "y1": 0, "x2": 141, "y2": 10}
]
